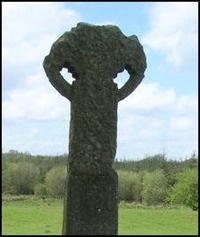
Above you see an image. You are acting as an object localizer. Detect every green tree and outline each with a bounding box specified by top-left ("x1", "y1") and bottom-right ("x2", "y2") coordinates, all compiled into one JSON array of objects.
[
  {"x1": 2, "y1": 163, "x2": 17, "y2": 194},
  {"x1": 117, "y1": 170, "x2": 134, "y2": 202},
  {"x1": 132, "y1": 171, "x2": 147, "y2": 203},
  {"x1": 34, "y1": 183, "x2": 47, "y2": 197},
  {"x1": 45, "y1": 165, "x2": 67, "y2": 198},
  {"x1": 142, "y1": 169, "x2": 169, "y2": 205},
  {"x1": 2, "y1": 162, "x2": 39, "y2": 195},
  {"x1": 167, "y1": 168, "x2": 198, "y2": 210}
]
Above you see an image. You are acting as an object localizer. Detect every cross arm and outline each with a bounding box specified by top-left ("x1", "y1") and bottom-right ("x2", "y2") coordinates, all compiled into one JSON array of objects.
[
  {"x1": 117, "y1": 68, "x2": 144, "y2": 102},
  {"x1": 43, "y1": 55, "x2": 72, "y2": 101},
  {"x1": 117, "y1": 35, "x2": 147, "y2": 102}
]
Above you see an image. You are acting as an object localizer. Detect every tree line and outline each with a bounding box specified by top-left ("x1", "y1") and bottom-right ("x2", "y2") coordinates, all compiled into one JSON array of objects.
[{"x1": 2, "y1": 150, "x2": 198, "y2": 210}]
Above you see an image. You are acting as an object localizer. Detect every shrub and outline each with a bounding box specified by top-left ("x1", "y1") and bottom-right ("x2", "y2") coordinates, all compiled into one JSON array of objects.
[
  {"x1": 34, "y1": 183, "x2": 47, "y2": 197},
  {"x1": 45, "y1": 166, "x2": 67, "y2": 198},
  {"x1": 117, "y1": 170, "x2": 134, "y2": 202},
  {"x1": 142, "y1": 169, "x2": 169, "y2": 205},
  {"x1": 167, "y1": 168, "x2": 198, "y2": 210},
  {"x1": 2, "y1": 162, "x2": 39, "y2": 195}
]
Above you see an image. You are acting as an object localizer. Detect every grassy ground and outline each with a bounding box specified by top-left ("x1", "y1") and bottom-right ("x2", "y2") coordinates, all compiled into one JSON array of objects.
[
  {"x1": 119, "y1": 208, "x2": 197, "y2": 235},
  {"x1": 2, "y1": 196, "x2": 198, "y2": 235}
]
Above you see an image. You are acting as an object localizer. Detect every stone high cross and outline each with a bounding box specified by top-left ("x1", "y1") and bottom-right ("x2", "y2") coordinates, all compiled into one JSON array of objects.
[{"x1": 43, "y1": 22, "x2": 146, "y2": 235}]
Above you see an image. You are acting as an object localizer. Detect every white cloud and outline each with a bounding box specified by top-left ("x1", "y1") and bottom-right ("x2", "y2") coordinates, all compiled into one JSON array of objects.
[
  {"x1": 2, "y1": 86, "x2": 69, "y2": 121},
  {"x1": 169, "y1": 116, "x2": 192, "y2": 130},
  {"x1": 2, "y1": 71, "x2": 70, "y2": 121},
  {"x1": 137, "y1": 119, "x2": 164, "y2": 139},
  {"x1": 117, "y1": 82, "x2": 198, "y2": 158},
  {"x1": 2, "y1": 2, "x2": 81, "y2": 66},
  {"x1": 119, "y1": 82, "x2": 176, "y2": 112},
  {"x1": 2, "y1": 2, "x2": 80, "y2": 121},
  {"x1": 142, "y1": 2, "x2": 198, "y2": 70},
  {"x1": 175, "y1": 94, "x2": 198, "y2": 114},
  {"x1": 119, "y1": 83, "x2": 198, "y2": 120},
  {"x1": 118, "y1": 82, "x2": 198, "y2": 116}
]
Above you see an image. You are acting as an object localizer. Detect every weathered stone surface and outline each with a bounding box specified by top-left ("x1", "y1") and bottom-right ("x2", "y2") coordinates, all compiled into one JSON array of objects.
[
  {"x1": 62, "y1": 170, "x2": 118, "y2": 235},
  {"x1": 43, "y1": 22, "x2": 146, "y2": 235}
]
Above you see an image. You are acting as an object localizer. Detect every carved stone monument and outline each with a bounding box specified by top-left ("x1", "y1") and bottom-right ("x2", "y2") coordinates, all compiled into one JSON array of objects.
[{"x1": 43, "y1": 22, "x2": 146, "y2": 235}]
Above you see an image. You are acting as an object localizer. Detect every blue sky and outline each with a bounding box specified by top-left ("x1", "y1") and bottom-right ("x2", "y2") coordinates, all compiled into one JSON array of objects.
[{"x1": 2, "y1": 2, "x2": 198, "y2": 160}]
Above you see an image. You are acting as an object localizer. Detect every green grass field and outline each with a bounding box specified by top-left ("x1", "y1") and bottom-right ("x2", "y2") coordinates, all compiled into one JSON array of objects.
[{"x1": 2, "y1": 196, "x2": 198, "y2": 235}]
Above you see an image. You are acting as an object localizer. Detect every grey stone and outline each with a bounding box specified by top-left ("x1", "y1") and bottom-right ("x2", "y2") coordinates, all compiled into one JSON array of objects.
[
  {"x1": 43, "y1": 22, "x2": 146, "y2": 235},
  {"x1": 62, "y1": 170, "x2": 118, "y2": 235}
]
